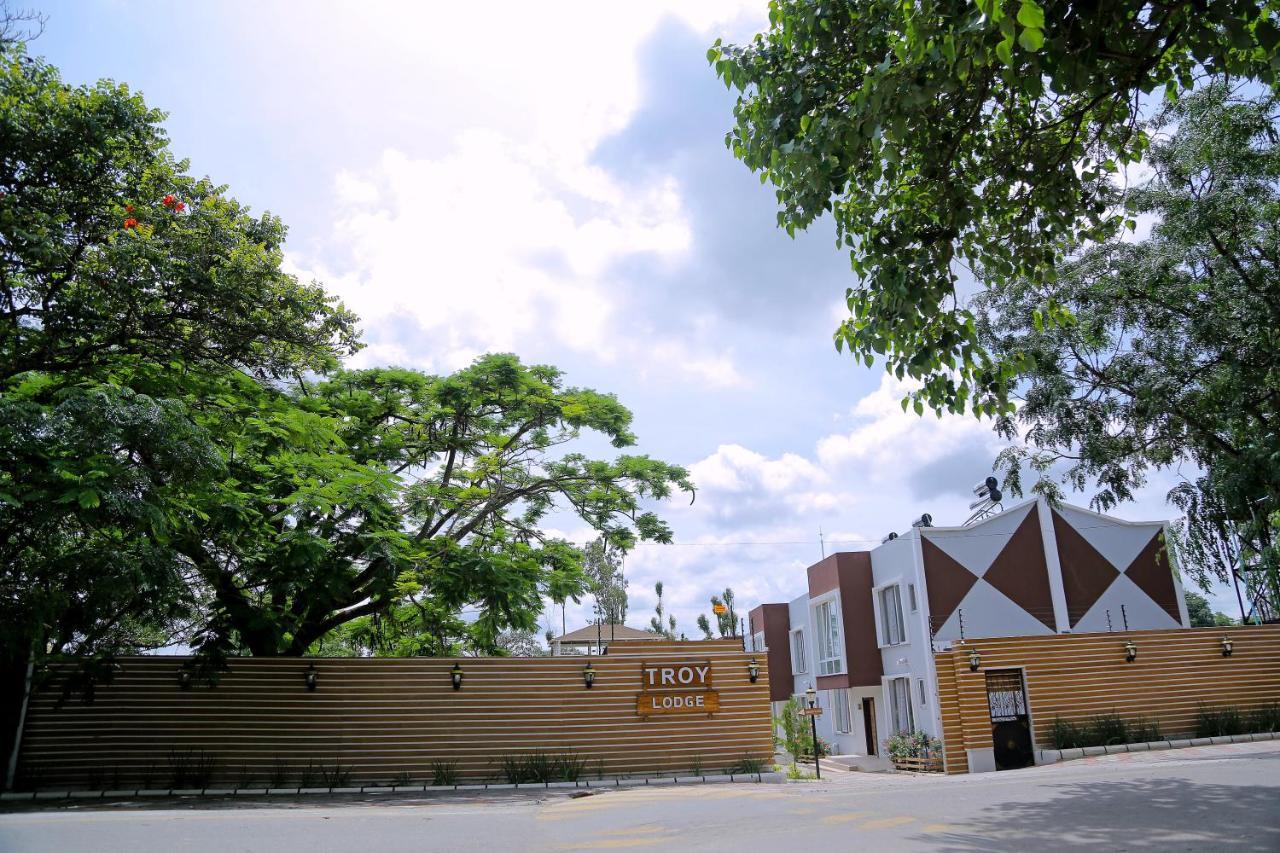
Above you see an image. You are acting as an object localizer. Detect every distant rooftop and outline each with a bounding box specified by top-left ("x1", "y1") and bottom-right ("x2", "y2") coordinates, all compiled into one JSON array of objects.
[{"x1": 554, "y1": 624, "x2": 658, "y2": 643}]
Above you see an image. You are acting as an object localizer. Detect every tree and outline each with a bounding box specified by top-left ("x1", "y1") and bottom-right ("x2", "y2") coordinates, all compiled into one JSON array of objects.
[
  {"x1": 695, "y1": 613, "x2": 713, "y2": 640},
  {"x1": 181, "y1": 357, "x2": 692, "y2": 659},
  {"x1": 1185, "y1": 591, "x2": 1234, "y2": 628},
  {"x1": 649, "y1": 581, "x2": 678, "y2": 640},
  {"x1": 0, "y1": 45, "x2": 358, "y2": 671},
  {"x1": 710, "y1": 588, "x2": 738, "y2": 637},
  {"x1": 583, "y1": 536, "x2": 628, "y2": 626},
  {"x1": 976, "y1": 84, "x2": 1280, "y2": 611},
  {"x1": 710, "y1": 1, "x2": 1280, "y2": 417}
]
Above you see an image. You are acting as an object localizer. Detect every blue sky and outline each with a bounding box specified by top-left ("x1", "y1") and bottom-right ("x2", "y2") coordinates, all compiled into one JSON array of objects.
[{"x1": 26, "y1": 1, "x2": 1239, "y2": 631}]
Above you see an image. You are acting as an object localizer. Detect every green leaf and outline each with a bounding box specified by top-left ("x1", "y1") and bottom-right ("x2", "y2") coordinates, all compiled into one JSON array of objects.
[
  {"x1": 1016, "y1": 1, "x2": 1045, "y2": 30},
  {"x1": 1018, "y1": 26, "x2": 1044, "y2": 52},
  {"x1": 996, "y1": 35, "x2": 1014, "y2": 66}
]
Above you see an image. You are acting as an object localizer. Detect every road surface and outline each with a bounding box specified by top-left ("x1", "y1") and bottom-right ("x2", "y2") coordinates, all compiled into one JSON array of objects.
[{"x1": 2, "y1": 740, "x2": 1277, "y2": 852}]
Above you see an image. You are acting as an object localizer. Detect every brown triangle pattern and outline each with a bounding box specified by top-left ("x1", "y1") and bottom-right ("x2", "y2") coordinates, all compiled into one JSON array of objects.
[
  {"x1": 922, "y1": 536, "x2": 979, "y2": 631},
  {"x1": 1053, "y1": 510, "x2": 1120, "y2": 627},
  {"x1": 983, "y1": 509, "x2": 1056, "y2": 630},
  {"x1": 1123, "y1": 531, "x2": 1182, "y2": 624}
]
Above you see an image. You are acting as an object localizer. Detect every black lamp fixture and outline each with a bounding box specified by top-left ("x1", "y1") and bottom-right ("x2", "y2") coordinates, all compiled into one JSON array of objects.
[
  {"x1": 747, "y1": 658, "x2": 760, "y2": 684},
  {"x1": 177, "y1": 668, "x2": 192, "y2": 690},
  {"x1": 1222, "y1": 635, "x2": 1234, "y2": 657},
  {"x1": 305, "y1": 663, "x2": 318, "y2": 691},
  {"x1": 968, "y1": 648, "x2": 981, "y2": 672},
  {"x1": 583, "y1": 661, "x2": 597, "y2": 689},
  {"x1": 451, "y1": 662, "x2": 464, "y2": 691},
  {"x1": 1124, "y1": 640, "x2": 1138, "y2": 663}
]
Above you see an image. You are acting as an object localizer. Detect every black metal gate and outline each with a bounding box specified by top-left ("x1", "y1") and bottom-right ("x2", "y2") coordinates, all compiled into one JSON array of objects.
[{"x1": 985, "y1": 669, "x2": 1033, "y2": 771}]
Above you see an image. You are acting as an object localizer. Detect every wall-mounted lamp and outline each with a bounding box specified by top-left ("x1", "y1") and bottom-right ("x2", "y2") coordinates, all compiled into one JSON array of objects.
[
  {"x1": 747, "y1": 658, "x2": 760, "y2": 684},
  {"x1": 1221, "y1": 636, "x2": 1234, "y2": 657},
  {"x1": 1124, "y1": 640, "x2": 1138, "y2": 663},
  {"x1": 177, "y1": 669, "x2": 192, "y2": 690},
  {"x1": 968, "y1": 648, "x2": 981, "y2": 672},
  {"x1": 451, "y1": 663, "x2": 464, "y2": 691},
  {"x1": 305, "y1": 663, "x2": 318, "y2": 691},
  {"x1": 583, "y1": 662, "x2": 597, "y2": 689}
]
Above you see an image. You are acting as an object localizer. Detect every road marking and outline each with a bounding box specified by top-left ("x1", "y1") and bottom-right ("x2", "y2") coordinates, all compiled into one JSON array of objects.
[
  {"x1": 820, "y1": 811, "x2": 870, "y2": 824},
  {"x1": 920, "y1": 823, "x2": 953, "y2": 833},
  {"x1": 560, "y1": 839, "x2": 667, "y2": 849},
  {"x1": 602, "y1": 826, "x2": 665, "y2": 836}
]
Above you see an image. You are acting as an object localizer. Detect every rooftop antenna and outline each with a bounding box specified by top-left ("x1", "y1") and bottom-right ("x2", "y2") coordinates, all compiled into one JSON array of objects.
[
  {"x1": 964, "y1": 476, "x2": 1004, "y2": 525},
  {"x1": 819, "y1": 526, "x2": 826, "y2": 559}
]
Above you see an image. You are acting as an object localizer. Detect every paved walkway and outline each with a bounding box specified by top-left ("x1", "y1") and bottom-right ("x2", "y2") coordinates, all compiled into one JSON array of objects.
[{"x1": 3, "y1": 740, "x2": 1278, "y2": 852}]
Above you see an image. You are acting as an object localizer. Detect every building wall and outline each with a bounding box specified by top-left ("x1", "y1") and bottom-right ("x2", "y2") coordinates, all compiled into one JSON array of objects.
[
  {"x1": 933, "y1": 625, "x2": 1280, "y2": 774},
  {"x1": 747, "y1": 603, "x2": 793, "y2": 702},
  {"x1": 13, "y1": 640, "x2": 772, "y2": 790},
  {"x1": 870, "y1": 534, "x2": 939, "y2": 741}
]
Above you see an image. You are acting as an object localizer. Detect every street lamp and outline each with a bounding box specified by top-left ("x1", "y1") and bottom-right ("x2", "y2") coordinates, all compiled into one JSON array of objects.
[
  {"x1": 451, "y1": 663, "x2": 464, "y2": 690},
  {"x1": 583, "y1": 661, "x2": 597, "y2": 689},
  {"x1": 804, "y1": 684, "x2": 821, "y2": 780},
  {"x1": 747, "y1": 658, "x2": 760, "y2": 684}
]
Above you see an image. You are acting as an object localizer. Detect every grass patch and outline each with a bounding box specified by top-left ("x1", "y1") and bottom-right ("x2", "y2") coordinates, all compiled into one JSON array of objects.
[
  {"x1": 1196, "y1": 704, "x2": 1244, "y2": 738},
  {"x1": 431, "y1": 761, "x2": 460, "y2": 786}
]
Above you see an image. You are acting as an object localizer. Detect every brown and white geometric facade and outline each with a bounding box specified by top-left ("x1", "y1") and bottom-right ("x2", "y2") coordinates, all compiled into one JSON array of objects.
[{"x1": 747, "y1": 498, "x2": 1190, "y2": 765}]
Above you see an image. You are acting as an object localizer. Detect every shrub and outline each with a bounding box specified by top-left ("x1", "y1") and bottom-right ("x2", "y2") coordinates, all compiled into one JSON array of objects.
[
  {"x1": 318, "y1": 761, "x2": 351, "y2": 788},
  {"x1": 1196, "y1": 705, "x2": 1244, "y2": 738},
  {"x1": 1087, "y1": 712, "x2": 1129, "y2": 746},
  {"x1": 167, "y1": 749, "x2": 216, "y2": 789},
  {"x1": 1050, "y1": 717, "x2": 1086, "y2": 750},
  {"x1": 431, "y1": 761, "x2": 460, "y2": 786},
  {"x1": 393, "y1": 771, "x2": 413, "y2": 787},
  {"x1": 728, "y1": 754, "x2": 766, "y2": 774},
  {"x1": 498, "y1": 751, "x2": 558, "y2": 784},
  {"x1": 555, "y1": 753, "x2": 589, "y2": 782},
  {"x1": 690, "y1": 755, "x2": 704, "y2": 776},
  {"x1": 1246, "y1": 703, "x2": 1280, "y2": 734},
  {"x1": 885, "y1": 731, "x2": 941, "y2": 760},
  {"x1": 1130, "y1": 717, "x2": 1164, "y2": 743},
  {"x1": 269, "y1": 758, "x2": 291, "y2": 788}
]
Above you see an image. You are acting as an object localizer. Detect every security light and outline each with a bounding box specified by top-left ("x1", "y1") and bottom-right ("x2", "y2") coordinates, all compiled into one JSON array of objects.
[
  {"x1": 583, "y1": 662, "x2": 597, "y2": 689},
  {"x1": 968, "y1": 648, "x2": 981, "y2": 672},
  {"x1": 1125, "y1": 640, "x2": 1138, "y2": 663},
  {"x1": 1221, "y1": 636, "x2": 1234, "y2": 657},
  {"x1": 747, "y1": 658, "x2": 760, "y2": 683},
  {"x1": 305, "y1": 663, "x2": 318, "y2": 691},
  {"x1": 451, "y1": 663, "x2": 464, "y2": 690}
]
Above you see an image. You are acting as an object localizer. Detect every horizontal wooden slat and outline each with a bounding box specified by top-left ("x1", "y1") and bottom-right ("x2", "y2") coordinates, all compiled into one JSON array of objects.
[
  {"x1": 934, "y1": 625, "x2": 1280, "y2": 774},
  {"x1": 15, "y1": 644, "x2": 773, "y2": 790}
]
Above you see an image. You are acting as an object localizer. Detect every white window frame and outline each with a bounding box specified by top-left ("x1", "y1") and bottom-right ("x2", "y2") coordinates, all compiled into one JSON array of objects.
[
  {"x1": 811, "y1": 593, "x2": 845, "y2": 676},
  {"x1": 752, "y1": 631, "x2": 766, "y2": 653},
  {"x1": 790, "y1": 628, "x2": 807, "y2": 673},
  {"x1": 873, "y1": 581, "x2": 908, "y2": 648},
  {"x1": 887, "y1": 675, "x2": 915, "y2": 735},
  {"x1": 833, "y1": 688, "x2": 852, "y2": 734}
]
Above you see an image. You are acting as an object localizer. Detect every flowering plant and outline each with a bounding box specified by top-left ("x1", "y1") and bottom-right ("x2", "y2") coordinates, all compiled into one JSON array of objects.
[{"x1": 885, "y1": 730, "x2": 941, "y2": 760}]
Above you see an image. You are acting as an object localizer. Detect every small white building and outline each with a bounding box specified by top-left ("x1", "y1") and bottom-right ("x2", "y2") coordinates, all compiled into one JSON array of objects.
[
  {"x1": 550, "y1": 623, "x2": 661, "y2": 656},
  {"x1": 748, "y1": 498, "x2": 1191, "y2": 769}
]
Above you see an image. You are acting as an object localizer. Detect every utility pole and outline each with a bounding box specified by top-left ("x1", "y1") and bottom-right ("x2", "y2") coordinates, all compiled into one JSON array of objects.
[{"x1": 819, "y1": 526, "x2": 826, "y2": 559}]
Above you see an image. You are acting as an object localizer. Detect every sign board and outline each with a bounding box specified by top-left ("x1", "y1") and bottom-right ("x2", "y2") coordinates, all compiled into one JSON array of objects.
[
  {"x1": 712, "y1": 603, "x2": 727, "y2": 615},
  {"x1": 803, "y1": 707, "x2": 823, "y2": 717},
  {"x1": 637, "y1": 690, "x2": 721, "y2": 716},
  {"x1": 637, "y1": 660, "x2": 718, "y2": 717}
]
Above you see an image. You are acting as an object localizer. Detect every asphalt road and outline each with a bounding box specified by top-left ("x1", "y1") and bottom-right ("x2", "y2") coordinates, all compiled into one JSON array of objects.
[{"x1": 2, "y1": 740, "x2": 1278, "y2": 852}]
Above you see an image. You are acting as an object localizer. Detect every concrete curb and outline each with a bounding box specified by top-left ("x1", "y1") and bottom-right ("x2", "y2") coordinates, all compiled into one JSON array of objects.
[
  {"x1": 1037, "y1": 730, "x2": 1280, "y2": 767},
  {"x1": 0, "y1": 769, "x2": 784, "y2": 803}
]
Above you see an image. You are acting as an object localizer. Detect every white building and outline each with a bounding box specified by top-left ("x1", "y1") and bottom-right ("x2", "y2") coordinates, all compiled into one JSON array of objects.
[{"x1": 748, "y1": 498, "x2": 1191, "y2": 769}]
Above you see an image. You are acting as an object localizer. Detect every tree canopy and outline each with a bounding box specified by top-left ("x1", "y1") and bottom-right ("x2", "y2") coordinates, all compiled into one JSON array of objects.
[
  {"x1": 0, "y1": 44, "x2": 693, "y2": 673},
  {"x1": 976, "y1": 84, "x2": 1280, "y2": 614},
  {"x1": 710, "y1": 0, "x2": 1280, "y2": 416}
]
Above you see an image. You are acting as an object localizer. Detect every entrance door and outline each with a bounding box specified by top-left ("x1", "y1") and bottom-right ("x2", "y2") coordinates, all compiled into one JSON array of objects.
[
  {"x1": 985, "y1": 669, "x2": 1033, "y2": 770},
  {"x1": 862, "y1": 697, "x2": 877, "y2": 756}
]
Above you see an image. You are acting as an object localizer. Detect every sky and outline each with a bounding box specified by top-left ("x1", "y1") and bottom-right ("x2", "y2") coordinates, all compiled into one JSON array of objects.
[{"x1": 24, "y1": 0, "x2": 1240, "y2": 634}]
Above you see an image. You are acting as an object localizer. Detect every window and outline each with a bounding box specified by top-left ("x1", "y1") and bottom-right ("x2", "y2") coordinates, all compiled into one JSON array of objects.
[
  {"x1": 888, "y1": 676, "x2": 915, "y2": 735},
  {"x1": 833, "y1": 689, "x2": 852, "y2": 734},
  {"x1": 814, "y1": 598, "x2": 844, "y2": 675},
  {"x1": 918, "y1": 678, "x2": 927, "y2": 706},
  {"x1": 908, "y1": 583, "x2": 918, "y2": 612},
  {"x1": 791, "y1": 629, "x2": 807, "y2": 673},
  {"x1": 878, "y1": 584, "x2": 906, "y2": 646},
  {"x1": 752, "y1": 632, "x2": 766, "y2": 653}
]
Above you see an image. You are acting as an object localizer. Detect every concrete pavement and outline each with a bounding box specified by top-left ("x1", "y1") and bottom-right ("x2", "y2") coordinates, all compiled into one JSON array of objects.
[{"x1": 2, "y1": 740, "x2": 1278, "y2": 852}]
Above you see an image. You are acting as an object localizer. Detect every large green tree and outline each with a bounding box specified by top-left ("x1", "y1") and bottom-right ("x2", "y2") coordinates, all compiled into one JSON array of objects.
[
  {"x1": 975, "y1": 84, "x2": 1280, "y2": 617},
  {"x1": 710, "y1": 0, "x2": 1279, "y2": 416},
  {"x1": 180, "y1": 356, "x2": 691, "y2": 659}
]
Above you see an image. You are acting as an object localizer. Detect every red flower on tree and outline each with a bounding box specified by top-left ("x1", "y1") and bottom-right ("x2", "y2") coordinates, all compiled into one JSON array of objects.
[
  {"x1": 125, "y1": 204, "x2": 135, "y2": 213},
  {"x1": 123, "y1": 217, "x2": 138, "y2": 229},
  {"x1": 175, "y1": 201, "x2": 186, "y2": 212},
  {"x1": 162, "y1": 194, "x2": 176, "y2": 208}
]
